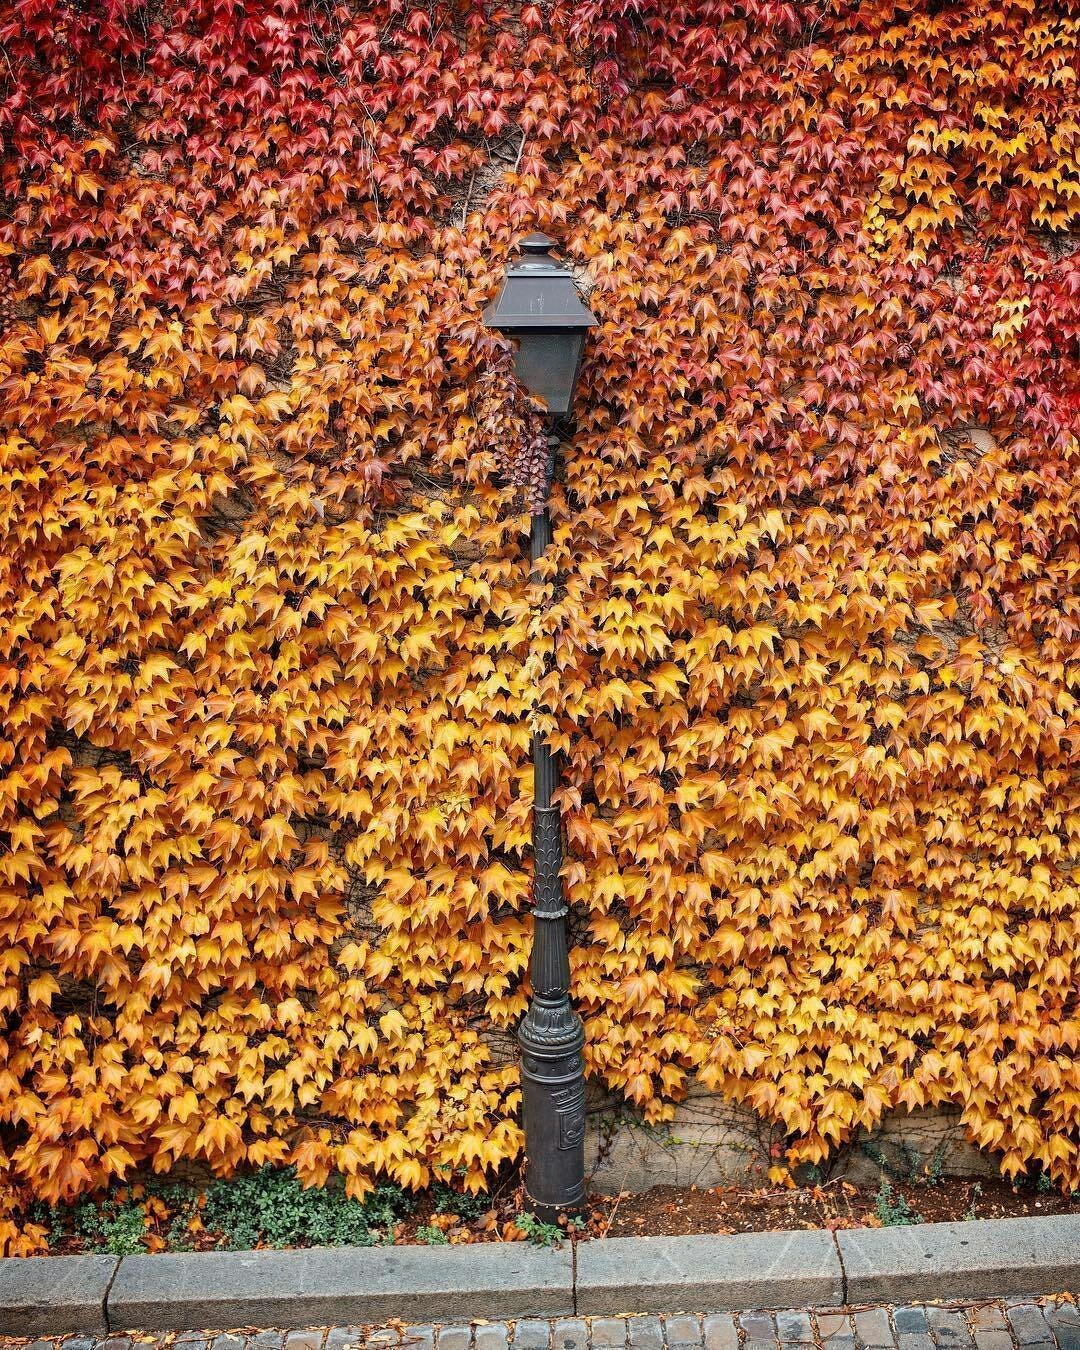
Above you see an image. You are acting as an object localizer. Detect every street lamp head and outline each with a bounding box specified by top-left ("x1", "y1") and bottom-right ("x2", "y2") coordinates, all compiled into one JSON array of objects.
[{"x1": 482, "y1": 232, "x2": 596, "y2": 417}]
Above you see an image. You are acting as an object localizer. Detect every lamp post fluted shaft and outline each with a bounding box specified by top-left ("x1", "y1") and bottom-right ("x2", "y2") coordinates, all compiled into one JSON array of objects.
[{"x1": 517, "y1": 495, "x2": 587, "y2": 1221}]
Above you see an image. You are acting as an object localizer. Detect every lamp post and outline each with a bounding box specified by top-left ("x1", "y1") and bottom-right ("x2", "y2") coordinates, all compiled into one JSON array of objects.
[{"x1": 483, "y1": 233, "x2": 596, "y2": 1221}]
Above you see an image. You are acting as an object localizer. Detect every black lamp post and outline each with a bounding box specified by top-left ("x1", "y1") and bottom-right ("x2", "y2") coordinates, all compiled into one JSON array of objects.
[{"x1": 483, "y1": 233, "x2": 596, "y2": 1220}]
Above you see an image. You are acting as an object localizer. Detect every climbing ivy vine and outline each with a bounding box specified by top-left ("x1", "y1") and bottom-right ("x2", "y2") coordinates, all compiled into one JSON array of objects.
[{"x1": 1, "y1": 0, "x2": 1078, "y2": 1251}]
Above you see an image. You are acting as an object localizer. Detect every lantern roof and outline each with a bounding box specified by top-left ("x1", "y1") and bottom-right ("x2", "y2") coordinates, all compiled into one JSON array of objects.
[{"x1": 483, "y1": 233, "x2": 597, "y2": 331}]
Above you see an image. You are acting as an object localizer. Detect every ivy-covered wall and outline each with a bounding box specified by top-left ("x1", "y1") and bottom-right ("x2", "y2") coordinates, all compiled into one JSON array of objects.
[{"x1": 1, "y1": 0, "x2": 1079, "y2": 1250}]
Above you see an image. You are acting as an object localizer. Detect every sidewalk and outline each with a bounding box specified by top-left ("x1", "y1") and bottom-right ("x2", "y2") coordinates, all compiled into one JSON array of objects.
[{"x1": 3, "y1": 1297, "x2": 1078, "y2": 1350}]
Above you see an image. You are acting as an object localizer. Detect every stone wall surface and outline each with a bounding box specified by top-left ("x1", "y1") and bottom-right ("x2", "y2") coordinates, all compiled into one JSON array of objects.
[{"x1": 584, "y1": 1091, "x2": 998, "y2": 1194}]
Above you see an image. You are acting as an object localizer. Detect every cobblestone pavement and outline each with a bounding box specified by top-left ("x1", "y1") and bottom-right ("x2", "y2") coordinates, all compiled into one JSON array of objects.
[{"x1": 4, "y1": 1298, "x2": 1079, "y2": 1350}]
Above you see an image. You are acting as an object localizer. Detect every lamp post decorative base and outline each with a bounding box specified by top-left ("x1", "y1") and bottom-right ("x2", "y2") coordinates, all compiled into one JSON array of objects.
[{"x1": 519, "y1": 993, "x2": 587, "y2": 1221}]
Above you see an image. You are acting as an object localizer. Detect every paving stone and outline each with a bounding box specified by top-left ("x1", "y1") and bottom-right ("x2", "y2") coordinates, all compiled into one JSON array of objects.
[
  {"x1": 1045, "y1": 1306, "x2": 1080, "y2": 1350},
  {"x1": 854, "y1": 1309, "x2": 894, "y2": 1348},
  {"x1": 898, "y1": 1336, "x2": 935, "y2": 1350},
  {"x1": 284, "y1": 1333, "x2": 327, "y2": 1350},
  {"x1": 551, "y1": 1320, "x2": 588, "y2": 1350},
  {"x1": 776, "y1": 1311, "x2": 814, "y2": 1345},
  {"x1": 928, "y1": 1309, "x2": 975, "y2": 1350},
  {"x1": 400, "y1": 1328, "x2": 435, "y2": 1350},
  {"x1": 973, "y1": 1333, "x2": 1014, "y2": 1350},
  {"x1": 701, "y1": 1315, "x2": 737, "y2": 1350},
  {"x1": 324, "y1": 1331, "x2": 365, "y2": 1350},
  {"x1": 738, "y1": 1313, "x2": 776, "y2": 1346},
  {"x1": 210, "y1": 1336, "x2": 247, "y2": 1350},
  {"x1": 590, "y1": 1322, "x2": 628, "y2": 1349},
  {"x1": 474, "y1": 1327, "x2": 508, "y2": 1350},
  {"x1": 625, "y1": 1318, "x2": 663, "y2": 1350},
  {"x1": 1006, "y1": 1305, "x2": 1053, "y2": 1346},
  {"x1": 820, "y1": 1317, "x2": 855, "y2": 1350},
  {"x1": 249, "y1": 1335, "x2": 285, "y2": 1350},
  {"x1": 436, "y1": 1330, "x2": 472, "y2": 1350},
  {"x1": 626, "y1": 1318, "x2": 663, "y2": 1350},
  {"x1": 663, "y1": 1317, "x2": 703, "y2": 1347},
  {"x1": 21, "y1": 1298, "x2": 1077, "y2": 1350},
  {"x1": 971, "y1": 1309, "x2": 1009, "y2": 1333},
  {"x1": 514, "y1": 1321, "x2": 551, "y2": 1350}
]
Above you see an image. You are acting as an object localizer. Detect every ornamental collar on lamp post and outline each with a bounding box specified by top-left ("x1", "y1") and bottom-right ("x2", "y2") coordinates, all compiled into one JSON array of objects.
[{"x1": 482, "y1": 232, "x2": 597, "y2": 417}]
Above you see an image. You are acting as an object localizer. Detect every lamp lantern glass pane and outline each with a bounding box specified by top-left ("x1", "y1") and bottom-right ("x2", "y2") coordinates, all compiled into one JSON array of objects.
[
  {"x1": 483, "y1": 233, "x2": 596, "y2": 416},
  {"x1": 509, "y1": 328, "x2": 587, "y2": 415}
]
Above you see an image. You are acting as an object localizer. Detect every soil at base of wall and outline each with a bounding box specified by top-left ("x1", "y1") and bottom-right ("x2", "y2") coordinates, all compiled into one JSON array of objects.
[
  {"x1": 20, "y1": 1172, "x2": 1080, "y2": 1255},
  {"x1": 583, "y1": 1176, "x2": 1080, "y2": 1239}
]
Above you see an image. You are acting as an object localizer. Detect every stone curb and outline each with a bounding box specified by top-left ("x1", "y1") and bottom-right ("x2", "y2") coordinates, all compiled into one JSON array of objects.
[
  {"x1": 837, "y1": 1213, "x2": 1080, "y2": 1305},
  {"x1": 0, "y1": 1253, "x2": 119, "y2": 1336},
  {"x1": 574, "y1": 1229, "x2": 843, "y2": 1315},
  {"x1": 106, "y1": 1243, "x2": 575, "y2": 1333},
  {"x1": 0, "y1": 1214, "x2": 1077, "y2": 1336}
]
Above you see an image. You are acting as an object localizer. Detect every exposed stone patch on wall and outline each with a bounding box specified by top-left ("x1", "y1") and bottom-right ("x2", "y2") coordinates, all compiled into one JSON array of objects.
[{"x1": 585, "y1": 1088, "x2": 998, "y2": 1194}]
